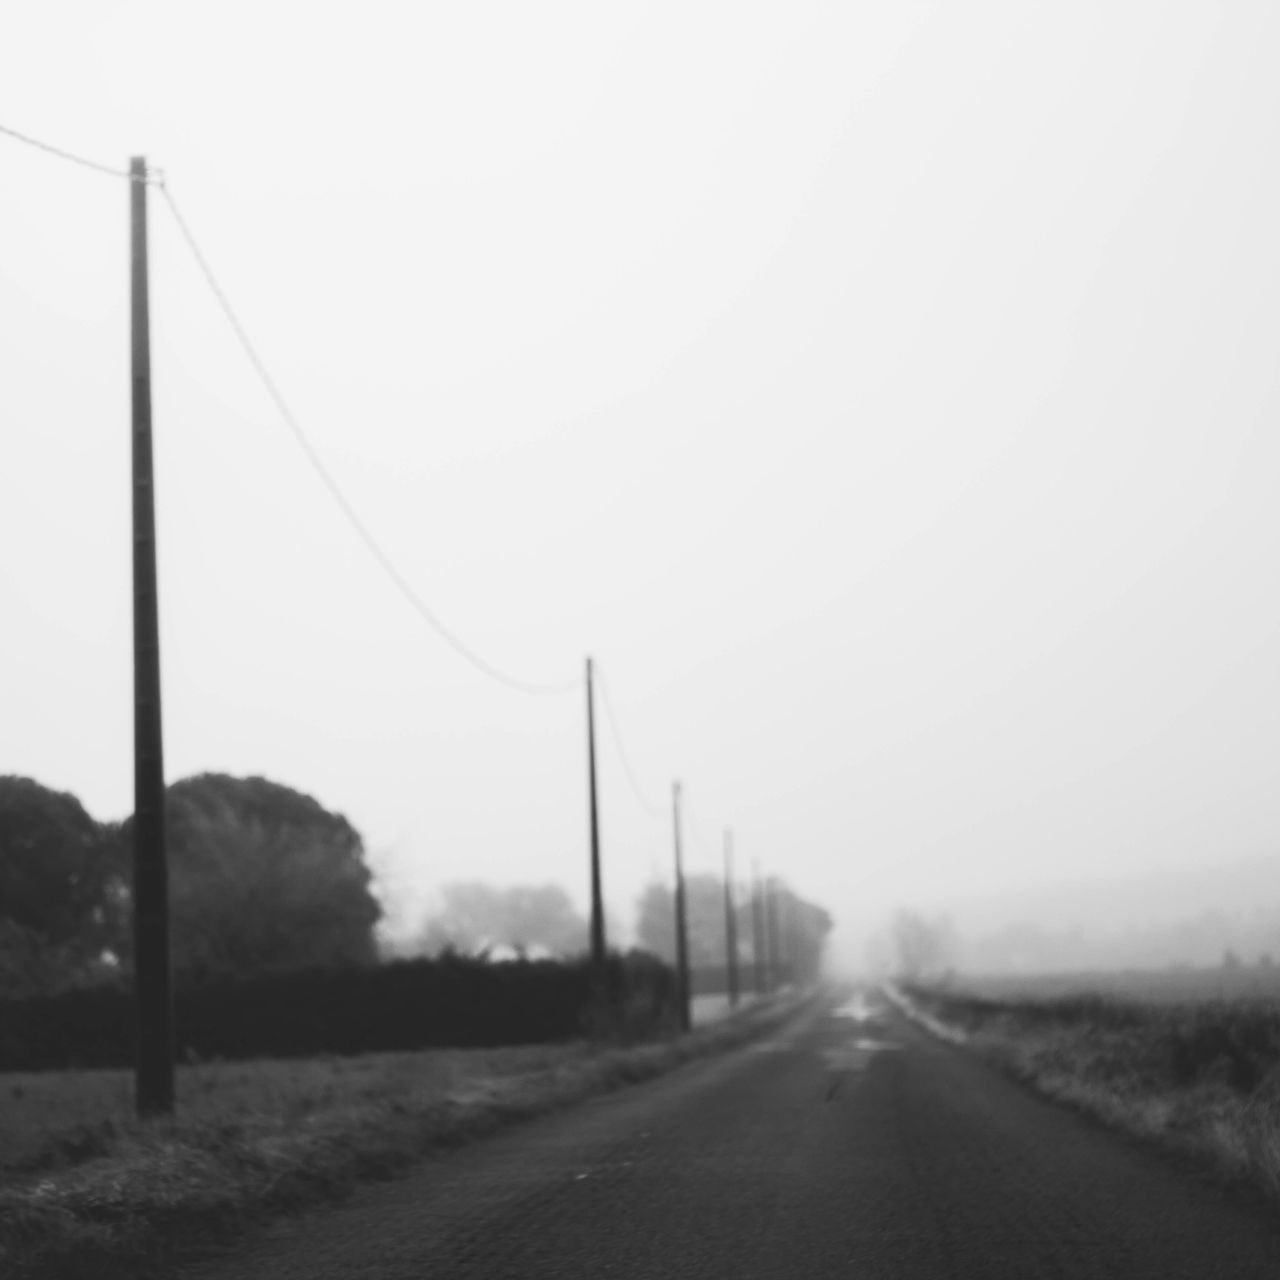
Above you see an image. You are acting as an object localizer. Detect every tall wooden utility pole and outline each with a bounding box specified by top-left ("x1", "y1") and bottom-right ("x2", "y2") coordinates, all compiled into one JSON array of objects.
[
  {"x1": 130, "y1": 156, "x2": 174, "y2": 1117},
  {"x1": 585, "y1": 657, "x2": 606, "y2": 975},
  {"x1": 751, "y1": 859, "x2": 766, "y2": 996},
  {"x1": 723, "y1": 830, "x2": 739, "y2": 1008},
  {"x1": 671, "y1": 781, "x2": 691, "y2": 1032}
]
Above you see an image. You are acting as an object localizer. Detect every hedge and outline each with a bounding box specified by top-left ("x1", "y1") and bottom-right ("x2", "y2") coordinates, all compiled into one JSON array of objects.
[{"x1": 0, "y1": 951, "x2": 678, "y2": 1070}]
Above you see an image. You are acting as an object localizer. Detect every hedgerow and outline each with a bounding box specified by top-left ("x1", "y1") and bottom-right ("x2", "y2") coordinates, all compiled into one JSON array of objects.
[{"x1": 0, "y1": 951, "x2": 677, "y2": 1071}]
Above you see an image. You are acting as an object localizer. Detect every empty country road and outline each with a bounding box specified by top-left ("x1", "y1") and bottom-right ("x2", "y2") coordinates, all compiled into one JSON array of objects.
[{"x1": 182, "y1": 992, "x2": 1280, "y2": 1279}]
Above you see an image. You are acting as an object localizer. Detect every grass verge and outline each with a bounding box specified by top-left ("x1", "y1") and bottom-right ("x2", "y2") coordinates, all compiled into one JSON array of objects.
[
  {"x1": 1, "y1": 992, "x2": 811, "y2": 1280},
  {"x1": 888, "y1": 982, "x2": 1280, "y2": 1210}
]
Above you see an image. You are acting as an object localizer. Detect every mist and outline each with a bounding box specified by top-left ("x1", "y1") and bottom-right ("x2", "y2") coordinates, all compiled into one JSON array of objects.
[{"x1": 4, "y1": 3, "x2": 1280, "y2": 982}]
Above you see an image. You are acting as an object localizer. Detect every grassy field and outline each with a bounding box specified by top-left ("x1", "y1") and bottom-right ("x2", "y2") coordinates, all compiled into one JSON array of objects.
[
  {"x1": 895, "y1": 979, "x2": 1280, "y2": 1211},
  {"x1": 0, "y1": 991, "x2": 775, "y2": 1179},
  {"x1": 0, "y1": 1042, "x2": 589, "y2": 1179},
  {"x1": 942, "y1": 965, "x2": 1280, "y2": 1005},
  {"x1": 0, "y1": 990, "x2": 808, "y2": 1280}
]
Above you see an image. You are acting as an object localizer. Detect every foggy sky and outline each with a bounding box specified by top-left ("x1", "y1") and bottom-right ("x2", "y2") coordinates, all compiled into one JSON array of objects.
[{"x1": 4, "y1": 2, "x2": 1280, "y2": 971}]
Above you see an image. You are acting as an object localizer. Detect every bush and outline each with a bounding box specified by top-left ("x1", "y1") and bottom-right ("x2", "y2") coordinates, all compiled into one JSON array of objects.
[
  {"x1": 0, "y1": 952, "x2": 678, "y2": 1071},
  {"x1": 1165, "y1": 1006, "x2": 1280, "y2": 1093}
]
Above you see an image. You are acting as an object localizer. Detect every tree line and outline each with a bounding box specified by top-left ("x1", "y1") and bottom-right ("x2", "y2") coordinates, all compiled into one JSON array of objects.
[
  {"x1": 633, "y1": 876, "x2": 832, "y2": 986},
  {"x1": 874, "y1": 905, "x2": 1280, "y2": 980},
  {"x1": 1, "y1": 772, "x2": 832, "y2": 1000},
  {"x1": 0, "y1": 773, "x2": 381, "y2": 999}
]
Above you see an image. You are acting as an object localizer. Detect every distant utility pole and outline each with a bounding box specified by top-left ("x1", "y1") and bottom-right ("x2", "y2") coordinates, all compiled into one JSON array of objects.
[
  {"x1": 765, "y1": 875, "x2": 781, "y2": 990},
  {"x1": 723, "y1": 830, "x2": 740, "y2": 1008},
  {"x1": 585, "y1": 656, "x2": 606, "y2": 975},
  {"x1": 759, "y1": 870, "x2": 774, "y2": 991},
  {"x1": 130, "y1": 156, "x2": 174, "y2": 1118},
  {"x1": 751, "y1": 859, "x2": 766, "y2": 996},
  {"x1": 775, "y1": 881, "x2": 793, "y2": 987},
  {"x1": 786, "y1": 889, "x2": 801, "y2": 986},
  {"x1": 672, "y1": 781, "x2": 692, "y2": 1032}
]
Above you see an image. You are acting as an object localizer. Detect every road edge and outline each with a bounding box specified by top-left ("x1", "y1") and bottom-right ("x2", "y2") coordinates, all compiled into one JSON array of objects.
[
  {"x1": 2, "y1": 990, "x2": 819, "y2": 1280},
  {"x1": 880, "y1": 981, "x2": 1280, "y2": 1219}
]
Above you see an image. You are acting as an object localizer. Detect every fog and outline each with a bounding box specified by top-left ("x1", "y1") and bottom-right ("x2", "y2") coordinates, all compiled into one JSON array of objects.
[
  {"x1": 870, "y1": 853, "x2": 1280, "y2": 979},
  {"x1": 4, "y1": 4, "x2": 1280, "y2": 977}
]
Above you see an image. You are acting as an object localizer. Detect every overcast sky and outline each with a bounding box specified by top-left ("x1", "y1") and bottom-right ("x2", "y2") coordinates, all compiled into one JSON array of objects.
[{"x1": 4, "y1": 2, "x2": 1279, "y2": 968}]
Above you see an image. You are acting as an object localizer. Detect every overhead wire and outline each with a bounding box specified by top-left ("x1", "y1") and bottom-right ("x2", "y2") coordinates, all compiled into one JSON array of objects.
[
  {"x1": 679, "y1": 785, "x2": 723, "y2": 870},
  {"x1": 593, "y1": 666, "x2": 667, "y2": 820},
  {"x1": 0, "y1": 121, "x2": 147, "y2": 182},
  {"x1": 0, "y1": 119, "x2": 577, "y2": 694},
  {"x1": 157, "y1": 184, "x2": 581, "y2": 697},
  {"x1": 1, "y1": 122, "x2": 761, "y2": 844}
]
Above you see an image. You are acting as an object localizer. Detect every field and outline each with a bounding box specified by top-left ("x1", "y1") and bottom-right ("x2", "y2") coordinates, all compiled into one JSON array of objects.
[
  {"x1": 0, "y1": 991, "x2": 766, "y2": 1179},
  {"x1": 896, "y1": 976, "x2": 1280, "y2": 1210},
  {"x1": 944, "y1": 964, "x2": 1280, "y2": 1005},
  {"x1": 0, "y1": 1042, "x2": 588, "y2": 1179}
]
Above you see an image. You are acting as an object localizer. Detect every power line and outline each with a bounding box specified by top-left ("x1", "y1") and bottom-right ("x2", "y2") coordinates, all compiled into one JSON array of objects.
[
  {"x1": 157, "y1": 184, "x2": 580, "y2": 697},
  {"x1": 594, "y1": 666, "x2": 666, "y2": 820},
  {"x1": 0, "y1": 122, "x2": 576, "y2": 696},
  {"x1": 0, "y1": 121, "x2": 147, "y2": 182},
  {"x1": 679, "y1": 785, "x2": 721, "y2": 869}
]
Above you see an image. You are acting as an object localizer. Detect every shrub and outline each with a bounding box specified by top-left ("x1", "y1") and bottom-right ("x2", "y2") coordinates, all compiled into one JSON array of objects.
[{"x1": 0, "y1": 952, "x2": 678, "y2": 1071}]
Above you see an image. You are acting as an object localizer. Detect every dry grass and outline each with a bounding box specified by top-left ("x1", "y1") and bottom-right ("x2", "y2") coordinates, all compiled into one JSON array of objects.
[
  {"x1": 935, "y1": 966, "x2": 1280, "y2": 1005},
  {"x1": 0, "y1": 992, "x2": 807, "y2": 1280},
  {"x1": 0, "y1": 1044, "x2": 582, "y2": 1178},
  {"x1": 895, "y1": 983, "x2": 1280, "y2": 1209}
]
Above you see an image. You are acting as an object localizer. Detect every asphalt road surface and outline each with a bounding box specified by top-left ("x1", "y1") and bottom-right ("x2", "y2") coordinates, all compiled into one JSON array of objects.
[{"x1": 183, "y1": 991, "x2": 1280, "y2": 1279}]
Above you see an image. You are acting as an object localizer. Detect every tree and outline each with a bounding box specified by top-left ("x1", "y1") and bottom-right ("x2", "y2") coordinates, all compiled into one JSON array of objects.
[
  {"x1": 0, "y1": 776, "x2": 126, "y2": 997},
  {"x1": 780, "y1": 890, "x2": 834, "y2": 985},
  {"x1": 635, "y1": 875, "x2": 833, "y2": 983},
  {"x1": 415, "y1": 882, "x2": 588, "y2": 957},
  {"x1": 137, "y1": 774, "x2": 382, "y2": 984},
  {"x1": 634, "y1": 874, "x2": 731, "y2": 969}
]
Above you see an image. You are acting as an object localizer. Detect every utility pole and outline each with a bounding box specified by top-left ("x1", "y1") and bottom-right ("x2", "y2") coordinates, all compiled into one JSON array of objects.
[
  {"x1": 130, "y1": 157, "x2": 174, "y2": 1118},
  {"x1": 723, "y1": 830, "x2": 739, "y2": 1008},
  {"x1": 585, "y1": 657, "x2": 606, "y2": 977},
  {"x1": 786, "y1": 890, "x2": 801, "y2": 986},
  {"x1": 759, "y1": 870, "x2": 774, "y2": 991},
  {"x1": 672, "y1": 781, "x2": 691, "y2": 1032},
  {"x1": 751, "y1": 859, "x2": 766, "y2": 996},
  {"x1": 775, "y1": 881, "x2": 792, "y2": 987},
  {"x1": 765, "y1": 875, "x2": 781, "y2": 991}
]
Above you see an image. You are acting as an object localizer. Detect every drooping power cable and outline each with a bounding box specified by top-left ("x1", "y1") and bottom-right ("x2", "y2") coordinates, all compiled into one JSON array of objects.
[
  {"x1": 594, "y1": 665, "x2": 667, "y2": 820},
  {"x1": 158, "y1": 184, "x2": 580, "y2": 697},
  {"x1": 0, "y1": 121, "x2": 141, "y2": 182}
]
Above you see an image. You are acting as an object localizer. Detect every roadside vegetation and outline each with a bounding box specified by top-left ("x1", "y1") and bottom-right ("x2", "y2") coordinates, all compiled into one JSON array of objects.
[
  {"x1": 0, "y1": 771, "x2": 832, "y2": 1277},
  {"x1": 0, "y1": 989, "x2": 810, "y2": 1280},
  {"x1": 895, "y1": 981, "x2": 1280, "y2": 1210}
]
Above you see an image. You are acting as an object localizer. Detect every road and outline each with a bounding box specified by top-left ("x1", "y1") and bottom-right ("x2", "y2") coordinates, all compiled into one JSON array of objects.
[{"x1": 183, "y1": 990, "x2": 1280, "y2": 1279}]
